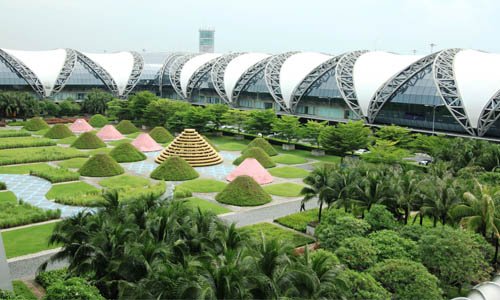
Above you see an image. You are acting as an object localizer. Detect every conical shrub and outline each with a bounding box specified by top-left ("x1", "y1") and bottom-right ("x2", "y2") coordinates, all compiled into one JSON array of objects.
[
  {"x1": 215, "y1": 175, "x2": 272, "y2": 206},
  {"x1": 233, "y1": 147, "x2": 276, "y2": 168},
  {"x1": 115, "y1": 120, "x2": 139, "y2": 134},
  {"x1": 245, "y1": 137, "x2": 278, "y2": 156},
  {"x1": 71, "y1": 132, "x2": 106, "y2": 149},
  {"x1": 109, "y1": 142, "x2": 146, "y2": 162},
  {"x1": 149, "y1": 126, "x2": 174, "y2": 143},
  {"x1": 44, "y1": 124, "x2": 74, "y2": 139},
  {"x1": 23, "y1": 117, "x2": 49, "y2": 131},
  {"x1": 79, "y1": 154, "x2": 124, "y2": 177},
  {"x1": 89, "y1": 114, "x2": 109, "y2": 127},
  {"x1": 150, "y1": 156, "x2": 199, "y2": 181}
]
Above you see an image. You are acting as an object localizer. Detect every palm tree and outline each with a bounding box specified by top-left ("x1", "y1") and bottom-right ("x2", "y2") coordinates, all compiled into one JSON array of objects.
[
  {"x1": 386, "y1": 170, "x2": 423, "y2": 224},
  {"x1": 350, "y1": 169, "x2": 388, "y2": 217},
  {"x1": 418, "y1": 176, "x2": 461, "y2": 226},
  {"x1": 300, "y1": 164, "x2": 336, "y2": 222}
]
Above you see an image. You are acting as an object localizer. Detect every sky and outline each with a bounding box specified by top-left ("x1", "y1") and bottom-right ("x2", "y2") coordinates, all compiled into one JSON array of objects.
[{"x1": 0, "y1": 0, "x2": 498, "y2": 55}]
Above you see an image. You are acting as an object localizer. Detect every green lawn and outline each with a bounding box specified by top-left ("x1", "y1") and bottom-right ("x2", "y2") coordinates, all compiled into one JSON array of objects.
[
  {"x1": 2, "y1": 222, "x2": 60, "y2": 258},
  {"x1": 87, "y1": 147, "x2": 112, "y2": 155},
  {"x1": 126, "y1": 132, "x2": 142, "y2": 139},
  {"x1": 33, "y1": 128, "x2": 50, "y2": 136},
  {"x1": 0, "y1": 146, "x2": 88, "y2": 166},
  {"x1": 57, "y1": 157, "x2": 88, "y2": 169},
  {"x1": 210, "y1": 136, "x2": 249, "y2": 151},
  {"x1": 12, "y1": 280, "x2": 37, "y2": 300},
  {"x1": 99, "y1": 174, "x2": 150, "y2": 189},
  {"x1": 0, "y1": 191, "x2": 17, "y2": 203},
  {"x1": 176, "y1": 178, "x2": 227, "y2": 193},
  {"x1": 0, "y1": 130, "x2": 31, "y2": 138},
  {"x1": 107, "y1": 138, "x2": 132, "y2": 147},
  {"x1": 0, "y1": 193, "x2": 60, "y2": 228},
  {"x1": 276, "y1": 148, "x2": 341, "y2": 163},
  {"x1": 183, "y1": 197, "x2": 231, "y2": 215},
  {"x1": 0, "y1": 136, "x2": 56, "y2": 149},
  {"x1": 58, "y1": 135, "x2": 78, "y2": 145},
  {"x1": 240, "y1": 222, "x2": 314, "y2": 247},
  {"x1": 263, "y1": 183, "x2": 304, "y2": 197},
  {"x1": 46, "y1": 181, "x2": 99, "y2": 199},
  {"x1": 272, "y1": 154, "x2": 308, "y2": 165},
  {"x1": 268, "y1": 166, "x2": 309, "y2": 178},
  {"x1": 0, "y1": 163, "x2": 52, "y2": 174},
  {"x1": 275, "y1": 209, "x2": 319, "y2": 232}
]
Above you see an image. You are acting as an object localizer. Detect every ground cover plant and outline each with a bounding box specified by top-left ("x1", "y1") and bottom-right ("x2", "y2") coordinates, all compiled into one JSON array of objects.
[
  {"x1": 175, "y1": 178, "x2": 227, "y2": 193},
  {"x1": 88, "y1": 147, "x2": 112, "y2": 155},
  {"x1": 12, "y1": 280, "x2": 37, "y2": 300},
  {"x1": 0, "y1": 146, "x2": 87, "y2": 165},
  {"x1": 57, "y1": 157, "x2": 88, "y2": 169},
  {"x1": 275, "y1": 208, "x2": 319, "y2": 232},
  {"x1": 115, "y1": 120, "x2": 139, "y2": 134},
  {"x1": 71, "y1": 132, "x2": 106, "y2": 149},
  {"x1": 263, "y1": 182, "x2": 304, "y2": 197},
  {"x1": 57, "y1": 135, "x2": 78, "y2": 145},
  {"x1": 23, "y1": 117, "x2": 49, "y2": 131},
  {"x1": 30, "y1": 166, "x2": 80, "y2": 183},
  {"x1": 44, "y1": 124, "x2": 74, "y2": 139},
  {"x1": 0, "y1": 191, "x2": 16, "y2": 202},
  {"x1": 183, "y1": 197, "x2": 231, "y2": 215},
  {"x1": 89, "y1": 114, "x2": 109, "y2": 127},
  {"x1": 109, "y1": 142, "x2": 146, "y2": 162},
  {"x1": 233, "y1": 147, "x2": 276, "y2": 168},
  {"x1": 79, "y1": 154, "x2": 124, "y2": 177},
  {"x1": 2, "y1": 222, "x2": 60, "y2": 258},
  {"x1": 0, "y1": 198, "x2": 60, "y2": 228},
  {"x1": 99, "y1": 174, "x2": 150, "y2": 189},
  {"x1": 149, "y1": 126, "x2": 174, "y2": 143},
  {"x1": 0, "y1": 130, "x2": 30, "y2": 138},
  {"x1": 268, "y1": 166, "x2": 309, "y2": 178},
  {"x1": 240, "y1": 222, "x2": 314, "y2": 247},
  {"x1": 0, "y1": 136, "x2": 56, "y2": 149},
  {"x1": 245, "y1": 137, "x2": 278, "y2": 156},
  {"x1": 45, "y1": 181, "x2": 99, "y2": 199},
  {"x1": 272, "y1": 154, "x2": 308, "y2": 165},
  {"x1": 215, "y1": 175, "x2": 272, "y2": 206},
  {"x1": 150, "y1": 156, "x2": 199, "y2": 181},
  {"x1": 126, "y1": 132, "x2": 142, "y2": 139},
  {"x1": 0, "y1": 163, "x2": 52, "y2": 174}
]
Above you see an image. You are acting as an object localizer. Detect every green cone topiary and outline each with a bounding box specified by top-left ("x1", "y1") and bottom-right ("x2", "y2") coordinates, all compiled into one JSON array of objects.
[
  {"x1": 71, "y1": 132, "x2": 106, "y2": 149},
  {"x1": 149, "y1": 126, "x2": 174, "y2": 143},
  {"x1": 23, "y1": 117, "x2": 49, "y2": 131},
  {"x1": 44, "y1": 124, "x2": 74, "y2": 139},
  {"x1": 215, "y1": 175, "x2": 272, "y2": 206},
  {"x1": 245, "y1": 137, "x2": 278, "y2": 156},
  {"x1": 233, "y1": 147, "x2": 276, "y2": 168},
  {"x1": 115, "y1": 120, "x2": 139, "y2": 134},
  {"x1": 89, "y1": 114, "x2": 109, "y2": 128},
  {"x1": 150, "y1": 156, "x2": 199, "y2": 181},
  {"x1": 79, "y1": 154, "x2": 124, "y2": 177},
  {"x1": 109, "y1": 142, "x2": 146, "y2": 162}
]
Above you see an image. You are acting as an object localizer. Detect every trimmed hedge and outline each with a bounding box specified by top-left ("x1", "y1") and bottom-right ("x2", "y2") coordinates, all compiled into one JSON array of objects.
[
  {"x1": 215, "y1": 175, "x2": 272, "y2": 206},
  {"x1": 233, "y1": 147, "x2": 276, "y2": 168},
  {"x1": 30, "y1": 167, "x2": 80, "y2": 183},
  {"x1": 109, "y1": 142, "x2": 146, "y2": 162},
  {"x1": 0, "y1": 130, "x2": 30, "y2": 138},
  {"x1": 0, "y1": 200, "x2": 61, "y2": 229},
  {"x1": 0, "y1": 146, "x2": 88, "y2": 166},
  {"x1": 36, "y1": 269, "x2": 68, "y2": 288},
  {"x1": 0, "y1": 136, "x2": 56, "y2": 149},
  {"x1": 115, "y1": 120, "x2": 139, "y2": 134},
  {"x1": 150, "y1": 156, "x2": 199, "y2": 181},
  {"x1": 79, "y1": 154, "x2": 124, "y2": 177},
  {"x1": 245, "y1": 137, "x2": 278, "y2": 156},
  {"x1": 0, "y1": 181, "x2": 5, "y2": 190},
  {"x1": 23, "y1": 117, "x2": 49, "y2": 131},
  {"x1": 149, "y1": 126, "x2": 174, "y2": 143},
  {"x1": 44, "y1": 124, "x2": 74, "y2": 139},
  {"x1": 44, "y1": 277, "x2": 105, "y2": 300},
  {"x1": 71, "y1": 132, "x2": 106, "y2": 149},
  {"x1": 88, "y1": 114, "x2": 108, "y2": 127}
]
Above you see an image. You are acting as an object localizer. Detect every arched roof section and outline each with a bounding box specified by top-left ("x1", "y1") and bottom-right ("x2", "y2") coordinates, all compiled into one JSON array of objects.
[
  {"x1": 180, "y1": 53, "x2": 221, "y2": 97},
  {"x1": 224, "y1": 53, "x2": 271, "y2": 102},
  {"x1": 279, "y1": 52, "x2": 333, "y2": 109},
  {"x1": 353, "y1": 51, "x2": 422, "y2": 116}
]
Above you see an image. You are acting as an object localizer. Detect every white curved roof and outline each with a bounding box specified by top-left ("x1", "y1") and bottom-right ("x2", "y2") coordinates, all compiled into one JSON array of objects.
[
  {"x1": 454, "y1": 50, "x2": 500, "y2": 128},
  {"x1": 83, "y1": 52, "x2": 135, "y2": 95},
  {"x1": 180, "y1": 53, "x2": 221, "y2": 97},
  {"x1": 2, "y1": 48, "x2": 68, "y2": 95},
  {"x1": 224, "y1": 53, "x2": 270, "y2": 102},
  {"x1": 353, "y1": 51, "x2": 422, "y2": 116},
  {"x1": 279, "y1": 52, "x2": 333, "y2": 108}
]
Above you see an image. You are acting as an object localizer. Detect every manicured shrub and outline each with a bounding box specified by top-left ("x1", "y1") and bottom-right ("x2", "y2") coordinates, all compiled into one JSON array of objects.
[
  {"x1": 233, "y1": 147, "x2": 276, "y2": 168},
  {"x1": 44, "y1": 124, "x2": 74, "y2": 139},
  {"x1": 36, "y1": 269, "x2": 68, "y2": 288},
  {"x1": 0, "y1": 136, "x2": 56, "y2": 149},
  {"x1": 216, "y1": 175, "x2": 272, "y2": 206},
  {"x1": 44, "y1": 277, "x2": 104, "y2": 300},
  {"x1": 0, "y1": 130, "x2": 30, "y2": 138},
  {"x1": 315, "y1": 214, "x2": 370, "y2": 251},
  {"x1": 334, "y1": 269, "x2": 391, "y2": 300},
  {"x1": 115, "y1": 120, "x2": 139, "y2": 134},
  {"x1": 150, "y1": 156, "x2": 199, "y2": 181},
  {"x1": 71, "y1": 132, "x2": 106, "y2": 149},
  {"x1": 368, "y1": 229, "x2": 418, "y2": 261},
  {"x1": 0, "y1": 146, "x2": 87, "y2": 166},
  {"x1": 174, "y1": 186, "x2": 192, "y2": 199},
  {"x1": 88, "y1": 114, "x2": 108, "y2": 128},
  {"x1": 335, "y1": 237, "x2": 378, "y2": 270},
  {"x1": 79, "y1": 154, "x2": 124, "y2": 177},
  {"x1": 109, "y1": 142, "x2": 146, "y2": 162},
  {"x1": 0, "y1": 200, "x2": 61, "y2": 229},
  {"x1": 30, "y1": 167, "x2": 80, "y2": 183},
  {"x1": 23, "y1": 117, "x2": 49, "y2": 131},
  {"x1": 0, "y1": 181, "x2": 5, "y2": 190},
  {"x1": 245, "y1": 137, "x2": 278, "y2": 156},
  {"x1": 149, "y1": 126, "x2": 174, "y2": 143},
  {"x1": 364, "y1": 204, "x2": 398, "y2": 231},
  {"x1": 275, "y1": 209, "x2": 318, "y2": 232}
]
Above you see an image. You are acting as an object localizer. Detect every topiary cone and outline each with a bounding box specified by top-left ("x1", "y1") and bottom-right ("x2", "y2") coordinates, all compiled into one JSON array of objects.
[
  {"x1": 89, "y1": 114, "x2": 109, "y2": 128},
  {"x1": 150, "y1": 156, "x2": 199, "y2": 181},
  {"x1": 44, "y1": 124, "x2": 74, "y2": 139},
  {"x1": 115, "y1": 120, "x2": 139, "y2": 134},
  {"x1": 109, "y1": 142, "x2": 146, "y2": 162},
  {"x1": 79, "y1": 154, "x2": 124, "y2": 177},
  {"x1": 71, "y1": 132, "x2": 106, "y2": 149},
  {"x1": 23, "y1": 117, "x2": 49, "y2": 131},
  {"x1": 245, "y1": 137, "x2": 278, "y2": 156},
  {"x1": 233, "y1": 147, "x2": 276, "y2": 168},
  {"x1": 149, "y1": 126, "x2": 174, "y2": 143},
  {"x1": 215, "y1": 175, "x2": 272, "y2": 206}
]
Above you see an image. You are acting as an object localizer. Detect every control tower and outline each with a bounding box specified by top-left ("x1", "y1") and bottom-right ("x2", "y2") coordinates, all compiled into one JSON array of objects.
[{"x1": 199, "y1": 27, "x2": 215, "y2": 53}]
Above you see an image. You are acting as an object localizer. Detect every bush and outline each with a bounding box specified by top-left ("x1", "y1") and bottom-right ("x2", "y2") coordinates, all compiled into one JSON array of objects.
[
  {"x1": 36, "y1": 269, "x2": 68, "y2": 288},
  {"x1": 79, "y1": 154, "x2": 124, "y2": 177},
  {"x1": 44, "y1": 124, "x2": 74, "y2": 139},
  {"x1": 369, "y1": 259, "x2": 443, "y2": 300},
  {"x1": 398, "y1": 225, "x2": 428, "y2": 241},
  {"x1": 150, "y1": 156, "x2": 199, "y2": 181},
  {"x1": 334, "y1": 269, "x2": 391, "y2": 300},
  {"x1": 71, "y1": 132, "x2": 106, "y2": 149},
  {"x1": 149, "y1": 126, "x2": 174, "y2": 143},
  {"x1": 12, "y1": 280, "x2": 36, "y2": 300},
  {"x1": 364, "y1": 204, "x2": 398, "y2": 231},
  {"x1": 23, "y1": 117, "x2": 49, "y2": 131},
  {"x1": 315, "y1": 214, "x2": 370, "y2": 251},
  {"x1": 215, "y1": 175, "x2": 272, "y2": 206},
  {"x1": 174, "y1": 186, "x2": 192, "y2": 199},
  {"x1": 0, "y1": 136, "x2": 56, "y2": 149},
  {"x1": 44, "y1": 277, "x2": 104, "y2": 300},
  {"x1": 109, "y1": 142, "x2": 146, "y2": 162},
  {"x1": 233, "y1": 147, "x2": 276, "y2": 168},
  {"x1": 30, "y1": 167, "x2": 80, "y2": 183},
  {"x1": 0, "y1": 130, "x2": 30, "y2": 138},
  {"x1": 115, "y1": 120, "x2": 139, "y2": 134},
  {"x1": 368, "y1": 230, "x2": 418, "y2": 261},
  {"x1": 0, "y1": 289, "x2": 17, "y2": 299},
  {"x1": 0, "y1": 200, "x2": 61, "y2": 229},
  {"x1": 275, "y1": 209, "x2": 318, "y2": 232},
  {"x1": 88, "y1": 114, "x2": 108, "y2": 127},
  {"x1": 245, "y1": 137, "x2": 278, "y2": 156},
  {"x1": 335, "y1": 237, "x2": 378, "y2": 270},
  {"x1": 54, "y1": 192, "x2": 106, "y2": 207},
  {"x1": 0, "y1": 146, "x2": 87, "y2": 166},
  {"x1": 0, "y1": 181, "x2": 6, "y2": 190}
]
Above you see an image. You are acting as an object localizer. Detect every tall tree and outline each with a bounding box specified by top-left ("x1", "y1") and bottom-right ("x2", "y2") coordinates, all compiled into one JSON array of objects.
[
  {"x1": 128, "y1": 91, "x2": 158, "y2": 122},
  {"x1": 244, "y1": 109, "x2": 277, "y2": 135},
  {"x1": 82, "y1": 89, "x2": 113, "y2": 114},
  {"x1": 205, "y1": 103, "x2": 229, "y2": 131},
  {"x1": 221, "y1": 109, "x2": 249, "y2": 134},
  {"x1": 304, "y1": 120, "x2": 328, "y2": 147},
  {"x1": 272, "y1": 115, "x2": 303, "y2": 144},
  {"x1": 319, "y1": 121, "x2": 371, "y2": 155},
  {"x1": 300, "y1": 165, "x2": 336, "y2": 222}
]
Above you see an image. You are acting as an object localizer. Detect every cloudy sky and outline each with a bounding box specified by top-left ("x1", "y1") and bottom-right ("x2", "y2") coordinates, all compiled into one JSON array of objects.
[{"x1": 0, "y1": 0, "x2": 497, "y2": 54}]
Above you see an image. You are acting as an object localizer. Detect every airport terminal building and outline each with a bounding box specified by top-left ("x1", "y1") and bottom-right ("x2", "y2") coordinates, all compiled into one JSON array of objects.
[{"x1": 1, "y1": 48, "x2": 500, "y2": 138}]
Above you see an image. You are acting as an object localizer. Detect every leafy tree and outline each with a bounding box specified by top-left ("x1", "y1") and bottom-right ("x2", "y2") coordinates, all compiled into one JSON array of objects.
[
  {"x1": 221, "y1": 109, "x2": 248, "y2": 134},
  {"x1": 81, "y1": 89, "x2": 113, "y2": 114},
  {"x1": 143, "y1": 98, "x2": 190, "y2": 127},
  {"x1": 364, "y1": 204, "x2": 398, "y2": 231},
  {"x1": 42, "y1": 99, "x2": 60, "y2": 116},
  {"x1": 375, "y1": 125, "x2": 413, "y2": 148},
  {"x1": 368, "y1": 230, "x2": 418, "y2": 261},
  {"x1": 304, "y1": 120, "x2": 328, "y2": 147},
  {"x1": 181, "y1": 106, "x2": 212, "y2": 132},
  {"x1": 315, "y1": 214, "x2": 371, "y2": 251},
  {"x1": 319, "y1": 120, "x2": 371, "y2": 155},
  {"x1": 272, "y1": 115, "x2": 303, "y2": 144},
  {"x1": 334, "y1": 269, "x2": 391, "y2": 300},
  {"x1": 128, "y1": 91, "x2": 157, "y2": 122},
  {"x1": 105, "y1": 98, "x2": 127, "y2": 120},
  {"x1": 334, "y1": 237, "x2": 378, "y2": 270},
  {"x1": 58, "y1": 99, "x2": 80, "y2": 116},
  {"x1": 363, "y1": 139, "x2": 410, "y2": 164},
  {"x1": 244, "y1": 109, "x2": 276, "y2": 134},
  {"x1": 205, "y1": 103, "x2": 229, "y2": 131}
]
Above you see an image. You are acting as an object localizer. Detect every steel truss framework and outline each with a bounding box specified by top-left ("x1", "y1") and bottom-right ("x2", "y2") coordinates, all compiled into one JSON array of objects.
[
  {"x1": 52, "y1": 49, "x2": 77, "y2": 95},
  {"x1": 185, "y1": 56, "x2": 221, "y2": 99},
  {"x1": 335, "y1": 50, "x2": 368, "y2": 118},
  {"x1": 169, "y1": 54, "x2": 198, "y2": 99},
  {"x1": 289, "y1": 55, "x2": 342, "y2": 113},
  {"x1": 433, "y1": 48, "x2": 475, "y2": 135},
  {"x1": 0, "y1": 49, "x2": 46, "y2": 97},
  {"x1": 367, "y1": 53, "x2": 438, "y2": 123},
  {"x1": 264, "y1": 52, "x2": 299, "y2": 112},
  {"x1": 477, "y1": 89, "x2": 500, "y2": 136},
  {"x1": 121, "y1": 51, "x2": 144, "y2": 97},
  {"x1": 211, "y1": 53, "x2": 244, "y2": 104},
  {"x1": 75, "y1": 51, "x2": 119, "y2": 97},
  {"x1": 231, "y1": 56, "x2": 271, "y2": 106},
  {"x1": 158, "y1": 53, "x2": 184, "y2": 93}
]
